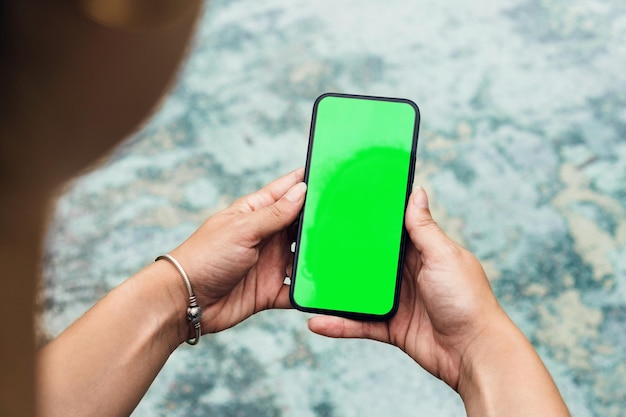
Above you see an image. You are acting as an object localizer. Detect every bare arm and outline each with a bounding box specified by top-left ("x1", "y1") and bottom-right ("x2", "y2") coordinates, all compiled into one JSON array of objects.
[
  {"x1": 37, "y1": 169, "x2": 306, "y2": 417},
  {"x1": 309, "y1": 187, "x2": 570, "y2": 417},
  {"x1": 37, "y1": 262, "x2": 189, "y2": 417},
  {"x1": 458, "y1": 316, "x2": 568, "y2": 417}
]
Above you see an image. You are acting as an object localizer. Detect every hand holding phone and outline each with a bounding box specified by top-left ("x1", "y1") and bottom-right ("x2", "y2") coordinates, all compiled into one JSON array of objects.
[{"x1": 290, "y1": 93, "x2": 420, "y2": 320}]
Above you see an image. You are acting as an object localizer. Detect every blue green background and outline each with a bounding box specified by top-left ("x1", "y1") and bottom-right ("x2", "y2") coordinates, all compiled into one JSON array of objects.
[{"x1": 41, "y1": 1, "x2": 626, "y2": 416}]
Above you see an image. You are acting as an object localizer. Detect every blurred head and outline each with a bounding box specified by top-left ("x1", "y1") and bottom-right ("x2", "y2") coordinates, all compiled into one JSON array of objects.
[
  {"x1": 0, "y1": 0, "x2": 202, "y2": 193},
  {"x1": 76, "y1": 0, "x2": 202, "y2": 30}
]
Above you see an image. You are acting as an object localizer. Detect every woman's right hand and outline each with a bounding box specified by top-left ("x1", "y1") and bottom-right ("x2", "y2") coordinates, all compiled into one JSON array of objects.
[{"x1": 309, "y1": 187, "x2": 570, "y2": 417}]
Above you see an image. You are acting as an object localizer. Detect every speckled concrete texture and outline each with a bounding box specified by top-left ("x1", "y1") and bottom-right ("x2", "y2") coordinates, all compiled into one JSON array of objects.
[{"x1": 42, "y1": 0, "x2": 626, "y2": 415}]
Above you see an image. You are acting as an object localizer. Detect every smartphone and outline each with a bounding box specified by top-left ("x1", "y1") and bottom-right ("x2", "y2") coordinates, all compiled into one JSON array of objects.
[{"x1": 290, "y1": 93, "x2": 420, "y2": 320}]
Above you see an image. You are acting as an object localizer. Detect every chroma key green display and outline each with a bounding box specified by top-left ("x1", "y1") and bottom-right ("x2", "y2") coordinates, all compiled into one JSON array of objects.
[{"x1": 290, "y1": 93, "x2": 420, "y2": 320}]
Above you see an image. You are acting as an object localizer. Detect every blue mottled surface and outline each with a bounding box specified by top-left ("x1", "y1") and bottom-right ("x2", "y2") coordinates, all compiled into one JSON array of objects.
[{"x1": 42, "y1": 0, "x2": 626, "y2": 415}]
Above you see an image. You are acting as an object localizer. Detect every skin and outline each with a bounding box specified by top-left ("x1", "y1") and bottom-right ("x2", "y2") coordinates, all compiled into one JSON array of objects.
[
  {"x1": 37, "y1": 169, "x2": 307, "y2": 417},
  {"x1": 309, "y1": 189, "x2": 572, "y2": 417},
  {"x1": 0, "y1": 1, "x2": 571, "y2": 416},
  {"x1": 37, "y1": 179, "x2": 571, "y2": 417}
]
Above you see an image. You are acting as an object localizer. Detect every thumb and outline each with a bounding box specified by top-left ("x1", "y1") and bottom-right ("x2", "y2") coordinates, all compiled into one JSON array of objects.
[
  {"x1": 248, "y1": 182, "x2": 307, "y2": 239},
  {"x1": 405, "y1": 187, "x2": 453, "y2": 256}
]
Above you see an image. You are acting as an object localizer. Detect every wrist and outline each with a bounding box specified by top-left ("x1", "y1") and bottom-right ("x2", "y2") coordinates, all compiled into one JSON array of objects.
[
  {"x1": 456, "y1": 315, "x2": 521, "y2": 415},
  {"x1": 140, "y1": 260, "x2": 194, "y2": 349},
  {"x1": 154, "y1": 254, "x2": 203, "y2": 345},
  {"x1": 456, "y1": 314, "x2": 570, "y2": 417}
]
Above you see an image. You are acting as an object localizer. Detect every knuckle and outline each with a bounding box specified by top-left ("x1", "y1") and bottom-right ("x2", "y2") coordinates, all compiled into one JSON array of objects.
[
  {"x1": 443, "y1": 240, "x2": 464, "y2": 258},
  {"x1": 411, "y1": 216, "x2": 438, "y2": 230},
  {"x1": 266, "y1": 203, "x2": 286, "y2": 222}
]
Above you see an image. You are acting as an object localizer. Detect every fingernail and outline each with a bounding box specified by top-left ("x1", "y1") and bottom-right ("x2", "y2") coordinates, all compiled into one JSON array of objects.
[
  {"x1": 285, "y1": 182, "x2": 307, "y2": 202},
  {"x1": 412, "y1": 186, "x2": 429, "y2": 208}
]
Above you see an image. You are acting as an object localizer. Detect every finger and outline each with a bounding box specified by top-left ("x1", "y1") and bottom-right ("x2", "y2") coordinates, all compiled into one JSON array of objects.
[
  {"x1": 234, "y1": 168, "x2": 305, "y2": 212},
  {"x1": 247, "y1": 182, "x2": 307, "y2": 240},
  {"x1": 308, "y1": 316, "x2": 391, "y2": 344},
  {"x1": 405, "y1": 187, "x2": 456, "y2": 258}
]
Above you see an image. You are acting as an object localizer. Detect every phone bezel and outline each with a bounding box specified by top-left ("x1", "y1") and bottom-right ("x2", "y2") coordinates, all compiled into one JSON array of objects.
[{"x1": 289, "y1": 92, "x2": 420, "y2": 321}]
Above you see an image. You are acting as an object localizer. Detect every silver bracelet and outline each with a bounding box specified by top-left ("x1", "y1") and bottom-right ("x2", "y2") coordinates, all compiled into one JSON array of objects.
[{"x1": 155, "y1": 254, "x2": 202, "y2": 345}]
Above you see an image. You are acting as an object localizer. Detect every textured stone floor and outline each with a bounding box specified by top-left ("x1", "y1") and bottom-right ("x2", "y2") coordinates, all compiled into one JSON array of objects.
[{"x1": 42, "y1": 0, "x2": 626, "y2": 415}]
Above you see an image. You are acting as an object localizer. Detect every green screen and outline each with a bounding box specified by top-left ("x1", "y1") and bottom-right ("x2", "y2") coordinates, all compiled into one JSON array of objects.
[{"x1": 291, "y1": 93, "x2": 419, "y2": 319}]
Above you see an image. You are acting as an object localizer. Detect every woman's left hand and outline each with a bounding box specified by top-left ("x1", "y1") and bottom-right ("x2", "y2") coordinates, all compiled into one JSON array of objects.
[{"x1": 169, "y1": 168, "x2": 306, "y2": 334}]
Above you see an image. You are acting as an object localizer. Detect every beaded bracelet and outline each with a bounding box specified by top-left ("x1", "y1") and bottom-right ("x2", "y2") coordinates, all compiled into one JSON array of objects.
[{"x1": 155, "y1": 254, "x2": 202, "y2": 345}]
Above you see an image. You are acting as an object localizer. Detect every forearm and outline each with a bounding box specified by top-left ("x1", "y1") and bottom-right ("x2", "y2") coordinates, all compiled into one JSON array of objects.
[
  {"x1": 37, "y1": 261, "x2": 189, "y2": 417},
  {"x1": 458, "y1": 317, "x2": 570, "y2": 417}
]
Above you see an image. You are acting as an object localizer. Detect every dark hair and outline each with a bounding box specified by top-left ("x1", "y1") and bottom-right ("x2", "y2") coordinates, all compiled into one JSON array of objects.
[
  {"x1": 0, "y1": 0, "x2": 7, "y2": 115},
  {"x1": 0, "y1": 0, "x2": 11, "y2": 77},
  {"x1": 0, "y1": 0, "x2": 7, "y2": 61},
  {"x1": 0, "y1": 0, "x2": 15, "y2": 119}
]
